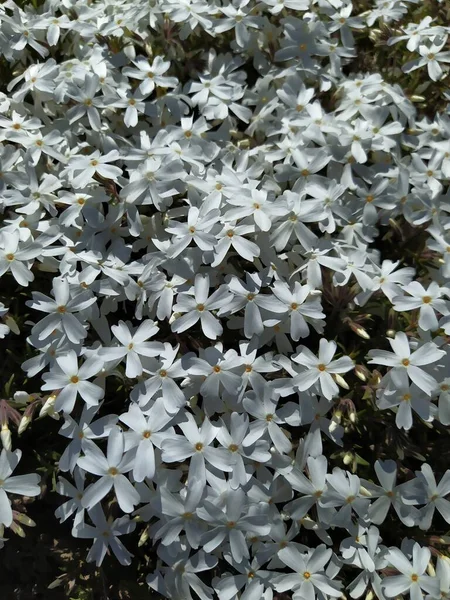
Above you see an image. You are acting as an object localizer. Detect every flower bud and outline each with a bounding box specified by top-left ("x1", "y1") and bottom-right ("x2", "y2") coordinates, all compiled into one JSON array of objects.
[
  {"x1": 123, "y1": 44, "x2": 136, "y2": 61},
  {"x1": 4, "y1": 315, "x2": 19, "y2": 335},
  {"x1": 343, "y1": 451, "x2": 353, "y2": 465},
  {"x1": 14, "y1": 513, "x2": 36, "y2": 527},
  {"x1": 333, "y1": 410, "x2": 342, "y2": 423},
  {"x1": 347, "y1": 319, "x2": 370, "y2": 339},
  {"x1": 1, "y1": 425, "x2": 11, "y2": 451},
  {"x1": 18, "y1": 415, "x2": 31, "y2": 435},
  {"x1": 10, "y1": 521, "x2": 25, "y2": 538},
  {"x1": 334, "y1": 373, "x2": 349, "y2": 390},
  {"x1": 40, "y1": 394, "x2": 57, "y2": 418},
  {"x1": 355, "y1": 364, "x2": 368, "y2": 382},
  {"x1": 138, "y1": 526, "x2": 149, "y2": 547},
  {"x1": 13, "y1": 391, "x2": 32, "y2": 405}
]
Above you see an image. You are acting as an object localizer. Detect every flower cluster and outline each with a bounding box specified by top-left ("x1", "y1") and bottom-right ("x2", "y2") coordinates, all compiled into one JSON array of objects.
[{"x1": 0, "y1": 0, "x2": 450, "y2": 596}]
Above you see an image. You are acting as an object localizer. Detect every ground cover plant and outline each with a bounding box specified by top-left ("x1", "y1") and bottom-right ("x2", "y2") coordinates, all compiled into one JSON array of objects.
[{"x1": 1, "y1": 0, "x2": 450, "y2": 598}]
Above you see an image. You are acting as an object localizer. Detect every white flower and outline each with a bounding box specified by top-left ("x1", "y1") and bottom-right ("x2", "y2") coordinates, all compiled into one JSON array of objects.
[
  {"x1": 0, "y1": 230, "x2": 42, "y2": 286},
  {"x1": 77, "y1": 427, "x2": 139, "y2": 513},
  {"x1": 119, "y1": 399, "x2": 173, "y2": 482},
  {"x1": 166, "y1": 206, "x2": 219, "y2": 258},
  {"x1": 197, "y1": 487, "x2": 271, "y2": 563},
  {"x1": 161, "y1": 414, "x2": 235, "y2": 488},
  {"x1": 408, "y1": 464, "x2": 450, "y2": 530},
  {"x1": 67, "y1": 150, "x2": 122, "y2": 188},
  {"x1": 382, "y1": 544, "x2": 440, "y2": 600},
  {"x1": 392, "y1": 281, "x2": 450, "y2": 331},
  {"x1": 171, "y1": 274, "x2": 230, "y2": 340},
  {"x1": 72, "y1": 505, "x2": 136, "y2": 566},
  {"x1": 403, "y1": 36, "x2": 450, "y2": 81},
  {"x1": 152, "y1": 478, "x2": 204, "y2": 549},
  {"x1": 0, "y1": 449, "x2": 40, "y2": 527},
  {"x1": 275, "y1": 544, "x2": 342, "y2": 599},
  {"x1": 27, "y1": 277, "x2": 97, "y2": 344},
  {"x1": 361, "y1": 459, "x2": 420, "y2": 526},
  {"x1": 41, "y1": 350, "x2": 105, "y2": 413},
  {"x1": 367, "y1": 332, "x2": 445, "y2": 395},
  {"x1": 292, "y1": 338, "x2": 354, "y2": 400},
  {"x1": 123, "y1": 56, "x2": 178, "y2": 95},
  {"x1": 99, "y1": 320, "x2": 163, "y2": 379}
]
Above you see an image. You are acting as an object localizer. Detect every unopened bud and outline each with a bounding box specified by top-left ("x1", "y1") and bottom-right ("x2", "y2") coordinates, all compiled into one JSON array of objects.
[
  {"x1": 365, "y1": 590, "x2": 374, "y2": 600},
  {"x1": 427, "y1": 561, "x2": 436, "y2": 577},
  {"x1": 237, "y1": 139, "x2": 250, "y2": 149},
  {"x1": 169, "y1": 312, "x2": 181, "y2": 325},
  {"x1": 18, "y1": 415, "x2": 31, "y2": 435},
  {"x1": 410, "y1": 95, "x2": 426, "y2": 103},
  {"x1": 40, "y1": 394, "x2": 57, "y2": 418},
  {"x1": 10, "y1": 521, "x2": 25, "y2": 538},
  {"x1": 14, "y1": 391, "x2": 32, "y2": 405},
  {"x1": 334, "y1": 373, "x2": 350, "y2": 390},
  {"x1": 299, "y1": 516, "x2": 315, "y2": 529},
  {"x1": 360, "y1": 486, "x2": 372, "y2": 497},
  {"x1": 348, "y1": 320, "x2": 370, "y2": 339},
  {"x1": 386, "y1": 329, "x2": 396, "y2": 338},
  {"x1": 1, "y1": 425, "x2": 11, "y2": 451},
  {"x1": 343, "y1": 451, "x2": 353, "y2": 465},
  {"x1": 144, "y1": 43, "x2": 153, "y2": 58},
  {"x1": 14, "y1": 513, "x2": 36, "y2": 527},
  {"x1": 355, "y1": 365, "x2": 368, "y2": 382},
  {"x1": 4, "y1": 315, "x2": 19, "y2": 335},
  {"x1": 371, "y1": 370, "x2": 382, "y2": 385},
  {"x1": 123, "y1": 44, "x2": 136, "y2": 61},
  {"x1": 333, "y1": 410, "x2": 342, "y2": 423},
  {"x1": 329, "y1": 418, "x2": 340, "y2": 433},
  {"x1": 349, "y1": 410, "x2": 356, "y2": 423},
  {"x1": 138, "y1": 526, "x2": 149, "y2": 547}
]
